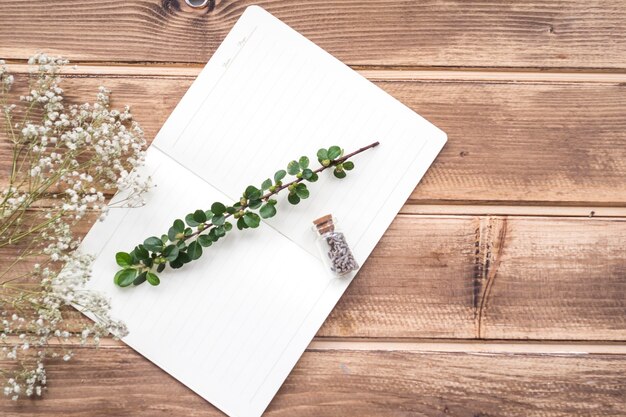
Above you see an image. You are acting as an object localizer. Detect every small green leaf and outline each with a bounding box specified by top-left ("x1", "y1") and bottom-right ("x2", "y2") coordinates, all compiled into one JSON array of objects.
[
  {"x1": 333, "y1": 168, "x2": 347, "y2": 179},
  {"x1": 143, "y1": 237, "x2": 163, "y2": 253},
  {"x1": 259, "y1": 203, "x2": 277, "y2": 219},
  {"x1": 146, "y1": 272, "x2": 160, "y2": 286},
  {"x1": 170, "y1": 258, "x2": 184, "y2": 269},
  {"x1": 185, "y1": 213, "x2": 200, "y2": 227},
  {"x1": 204, "y1": 210, "x2": 214, "y2": 219},
  {"x1": 211, "y1": 202, "x2": 226, "y2": 215},
  {"x1": 226, "y1": 206, "x2": 236, "y2": 214},
  {"x1": 274, "y1": 169, "x2": 287, "y2": 183},
  {"x1": 161, "y1": 234, "x2": 169, "y2": 244},
  {"x1": 301, "y1": 168, "x2": 313, "y2": 180},
  {"x1": 178, "y1": 251, "x2": 192, "y2": 264},
  {"x1": 192, "y1": 209, "x2": 207, "y2": 223},
  {"x1": 212, "y1": 214, "x2": 225, "y2": 225},
  {"x1": 328, "y1": 146, "x2": 342, "y2": 160},
  {"x1": 243, "y1": 212, "x2": 261, "y2": 228},
  {"x1": 133, "y1": 271, "x2": 147, "y2": 286},
  {"x1": 308, "y1": 172, "x2": 319, "y2": 182},
  {"x1": 224, "y1": 221, "x2": 233, "y2": 231},
  {"x1": 261, "y1": 178, "x2": 272, "y2": 191},
  {"x1": 129, "y1": 249, "x2": 139, "y2": 265},
  {"x1": 287, "y1": 160, "x2": 300, "y2": 175},
  {"x1": 215, "y1": 225, "x2": 226, "y2": 237},
  {"x1": 317, "y1": 148, "x2": 328, "y2": 161},
  {"x1": 143, "y1": 257, "x2": 154, "y2": 268},
  {"x1": 134, "y1": 245, "x2": 149, "y2": 260},
  {"x1": 298, "y1": 156, "x2": 309, "y2": 169},
  {"x1": 288, "y1": 193, "x2": 301, "y2": 205},
  {"x1": 237, "y1": 217, "x2": 248, "y2": 230},
  {"x1": 274, "y1": 170, "x2": 286, "y2": 183},
  {"x1": 248, "y1": 198, "x2": 262, "y2": 209},
  {"x1": 244, "y1": 185, "x2": 262, "y2": 200},
  {"x1": 115, "y1": 268, "x2": 137, "y2": 287},
  {"x1": 157, "y1": 263, "x2": 166, "y2": 273},
  {"x1": 173, "y1": 219, "x2": 185, "y2": 232},
  {"x1": 198, "y1": 234, "x2": 213, "y2": 247},
  {"x1": 163, "y1": 245, "x2": 179, "y2": 262},
  {"x1": 187, "y1": 241, "x2": 203, "y2": 260},
  {"x1": 343, "y1": 161, "x2": 355, "y2": 170},
  {"x1": 295, "y1": 183, "x2": 310, "y2": 199},
  {"x1": 115, "y1": 252, "x2": 132, "y2": 267}
]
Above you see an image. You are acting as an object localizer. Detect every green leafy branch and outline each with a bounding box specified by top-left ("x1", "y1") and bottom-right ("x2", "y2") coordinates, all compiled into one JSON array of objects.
[{"x1": 114, "y1": 141, "x2": 379, "y2": 287}]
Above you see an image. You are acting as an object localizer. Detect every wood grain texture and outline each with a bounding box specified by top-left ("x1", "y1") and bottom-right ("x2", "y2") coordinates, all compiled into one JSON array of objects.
[
  {"x1": 1, "y1": 344, "x2": 625, "y2": 416},
  {"x1": 1, "y1": 1, "x2": 625, "y2": 414},
  {"x1": 1, "y1": 1, "x2": 626, "y2": 69},
  {"x1": 1, "y1": 69, "x2": 625, "y2": 205},
  {"x1": 3, "y1": 214, "x2": 625, "y2": 340},
  {"x1": 323, "y1": 215, "x2": 626, "y2": 340}
]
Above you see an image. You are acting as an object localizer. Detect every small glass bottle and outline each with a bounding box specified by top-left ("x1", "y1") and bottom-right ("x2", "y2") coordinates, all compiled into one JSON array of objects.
[{"x1": 312, "y1": 214, "x2": 359, "y2": 277}]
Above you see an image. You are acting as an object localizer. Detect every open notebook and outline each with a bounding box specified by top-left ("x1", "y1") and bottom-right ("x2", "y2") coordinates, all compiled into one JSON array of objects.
[{"x1": 79, "y1": 6, "x2": 446, "y2": 417}]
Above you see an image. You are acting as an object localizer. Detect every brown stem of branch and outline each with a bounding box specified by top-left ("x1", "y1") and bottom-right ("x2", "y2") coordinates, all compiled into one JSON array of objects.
[{"x1": 183, "y1": 141, "x2": 379, "y2": 242}]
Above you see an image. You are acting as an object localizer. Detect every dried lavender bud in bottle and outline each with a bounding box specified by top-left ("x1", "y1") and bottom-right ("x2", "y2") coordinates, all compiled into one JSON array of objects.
[
  {"x1": 324, "y1": 232, "x2": 359, "y2": 274},
  {"x1": 312, "y1": 214, "x2": 358, "y2": 276}
]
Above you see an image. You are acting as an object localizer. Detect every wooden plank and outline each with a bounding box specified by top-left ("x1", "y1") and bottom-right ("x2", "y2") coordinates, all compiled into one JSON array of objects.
[
  {"x1": 322, "y1": 215, "x2": 626, "y2": 340},
  {"x1": 1, "y1": 344, "x2": 624, "y2": 416},
  {"x1": 3, "y1": 214, "x2": 625, "y2": 340},
  {"x1": 1, "y1": 1, "x2": 626, "y2": 69},
  {"x1": 1, "y1": 69, "x2": 625, "y2": 205},
  {"x1": 474, "y1": 216, "x2": 626, "y2": 340}
]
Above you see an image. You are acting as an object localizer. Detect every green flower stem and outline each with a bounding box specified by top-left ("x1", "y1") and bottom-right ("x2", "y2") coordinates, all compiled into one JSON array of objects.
[{"x1": 114, "y1": 141, "x2": 379, "y2": 287}]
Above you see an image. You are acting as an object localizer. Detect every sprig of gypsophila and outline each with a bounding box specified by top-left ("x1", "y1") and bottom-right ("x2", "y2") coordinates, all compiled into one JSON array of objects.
[
  {"x1": 0, "y1": 54, "x2": 149, "y2": 400},
  {"x1": 114, "y1": 142, "x2": 379, "y2": 287}
]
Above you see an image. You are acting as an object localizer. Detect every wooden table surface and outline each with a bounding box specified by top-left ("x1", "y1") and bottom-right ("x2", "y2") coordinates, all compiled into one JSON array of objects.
[{"x1": 1, "y1": 1, "x2": 625, "y2": 416}]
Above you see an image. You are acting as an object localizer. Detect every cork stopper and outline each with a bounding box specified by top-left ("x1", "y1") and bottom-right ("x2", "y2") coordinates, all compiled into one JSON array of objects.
[{"x1": 313, "y1": 214, "x2": 335, "y2": 234}]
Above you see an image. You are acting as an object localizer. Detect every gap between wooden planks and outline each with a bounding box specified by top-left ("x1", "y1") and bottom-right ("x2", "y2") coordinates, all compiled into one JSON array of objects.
[
  {"x1": 6, "y1": 335, "x2": 626, "y2": 354},
  {"x1": 5, "y1": 63, "x2": 626, "y2": 82},
  {"x1": 14, "y1": 201, "x2": 626, "y2": 218}
]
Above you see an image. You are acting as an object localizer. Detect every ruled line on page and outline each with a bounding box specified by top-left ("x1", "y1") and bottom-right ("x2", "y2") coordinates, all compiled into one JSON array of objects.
[{"x1": 171, "y1": 25, "x2": 259, "y2": 147}]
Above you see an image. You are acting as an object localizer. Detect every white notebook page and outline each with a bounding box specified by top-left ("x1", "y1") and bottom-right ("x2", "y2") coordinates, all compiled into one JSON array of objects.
[{"x1": 79, "y1": 6, "x2": 446, "y2": 417}]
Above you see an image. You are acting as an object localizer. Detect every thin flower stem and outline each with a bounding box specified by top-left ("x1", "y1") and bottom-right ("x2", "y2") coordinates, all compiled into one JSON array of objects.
[{"x1": 0, "y1": 212, "x2": 64, "y2": 248}]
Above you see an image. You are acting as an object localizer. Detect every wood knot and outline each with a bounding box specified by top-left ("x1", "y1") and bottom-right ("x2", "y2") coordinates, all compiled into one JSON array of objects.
[{"x1": 183, "y1": 0, "x2": 217, "y2": 11}]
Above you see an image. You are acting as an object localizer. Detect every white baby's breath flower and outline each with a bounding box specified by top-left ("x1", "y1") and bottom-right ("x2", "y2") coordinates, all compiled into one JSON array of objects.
[{"x1": 0, "y1": 54, "x2": 145, "y2": 400}]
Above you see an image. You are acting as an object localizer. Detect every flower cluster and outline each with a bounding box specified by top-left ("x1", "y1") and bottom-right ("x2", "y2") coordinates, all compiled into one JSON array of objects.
[{"x1": 0, "y1": 54, "x2": 150, "y2": 399}]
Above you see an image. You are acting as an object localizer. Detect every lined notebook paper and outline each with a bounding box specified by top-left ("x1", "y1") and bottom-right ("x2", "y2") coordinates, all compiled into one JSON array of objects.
[{"x1": 78, "y1": 6, "x2": 446, "y2": 417}]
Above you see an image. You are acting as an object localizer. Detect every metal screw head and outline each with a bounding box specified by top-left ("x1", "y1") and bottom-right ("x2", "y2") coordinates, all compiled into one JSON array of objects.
[{"x1": 185, "y1": 0, "x2": 210, "y2": 8}]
